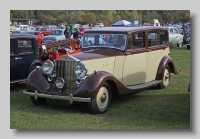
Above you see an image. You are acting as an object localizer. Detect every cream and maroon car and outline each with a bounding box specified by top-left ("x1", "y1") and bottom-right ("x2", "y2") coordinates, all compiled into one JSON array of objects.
[{"x1": 23, "y1": 26, "x2": 179, "y2": 114}]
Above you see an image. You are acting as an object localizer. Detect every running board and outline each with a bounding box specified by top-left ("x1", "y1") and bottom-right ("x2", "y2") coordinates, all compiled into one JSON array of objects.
[{"x1": 126, "y1": 80, "x2": 162, "y2": 90}]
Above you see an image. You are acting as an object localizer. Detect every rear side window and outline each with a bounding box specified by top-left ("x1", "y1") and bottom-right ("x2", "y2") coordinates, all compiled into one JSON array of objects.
[
  {"x1": 18, "y1": 39, "x2": 33, "y2": 53},
  {"x1": 148, "y1": 30, "x2": 167, "y2": 47},
  {"x1": 10, "y1": 39, "x2": 15, "y2": 54}
]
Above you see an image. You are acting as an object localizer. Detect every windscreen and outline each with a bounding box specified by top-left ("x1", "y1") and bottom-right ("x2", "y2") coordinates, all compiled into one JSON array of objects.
[{"x1": 82, "y1": 34, "x2": 127, "y2": 50}]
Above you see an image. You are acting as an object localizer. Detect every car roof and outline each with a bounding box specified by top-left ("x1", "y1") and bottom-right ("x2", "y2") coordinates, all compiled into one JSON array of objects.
[
  {"x1": 86, "y1": 26, "x2": 167, "y2": 34},
  {"x1": 10, "y1": 34, "x2": 37, "y2": 39}
]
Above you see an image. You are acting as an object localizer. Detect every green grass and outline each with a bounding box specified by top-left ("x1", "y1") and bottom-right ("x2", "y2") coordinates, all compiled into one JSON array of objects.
[{"x1": 10, "y1": 46, "x2": 190, "y2": 130}]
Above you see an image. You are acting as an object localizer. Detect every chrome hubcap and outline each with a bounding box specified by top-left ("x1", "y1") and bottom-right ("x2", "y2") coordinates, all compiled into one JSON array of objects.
[{"x1": 101, "y1": 93, "x2": 107, "y2": 103}]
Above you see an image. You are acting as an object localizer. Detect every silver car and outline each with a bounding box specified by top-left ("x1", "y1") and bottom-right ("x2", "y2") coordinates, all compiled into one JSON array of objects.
[
  {"x1": 42, "y1": 29, "x2": 66, "y2": 44},
  {"x1": 163, "y1": 26, "x2": 183, "y2": 47}
]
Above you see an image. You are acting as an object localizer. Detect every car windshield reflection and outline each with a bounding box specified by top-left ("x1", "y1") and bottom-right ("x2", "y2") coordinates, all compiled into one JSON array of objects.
[{"x1": 82, "y1": 34, "x2": 127, "y2": 50}]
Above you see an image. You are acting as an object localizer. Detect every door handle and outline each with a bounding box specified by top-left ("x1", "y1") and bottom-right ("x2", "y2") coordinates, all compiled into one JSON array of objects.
[{"x1": 15, "y1": 57, "x2": 22, "y2": 60}]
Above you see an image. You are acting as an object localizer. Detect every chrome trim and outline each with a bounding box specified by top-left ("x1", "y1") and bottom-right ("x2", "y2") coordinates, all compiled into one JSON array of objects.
[{"x1": 23, "y1": 90, "x2": 91, "y2": 104}]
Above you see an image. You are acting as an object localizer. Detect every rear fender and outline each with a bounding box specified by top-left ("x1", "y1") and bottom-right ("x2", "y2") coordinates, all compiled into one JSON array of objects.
[{"x1": 156, "y1": 56, "x2": 179, "y2": 80}]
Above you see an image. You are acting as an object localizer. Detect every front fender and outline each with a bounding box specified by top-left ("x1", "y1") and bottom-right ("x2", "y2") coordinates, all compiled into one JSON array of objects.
[
  {"x1": 75, "y1": 71, "x2": 132, "y2": 98},
  {"x1": 156, "y1": 56, "x2": 179, "y2": 80}
]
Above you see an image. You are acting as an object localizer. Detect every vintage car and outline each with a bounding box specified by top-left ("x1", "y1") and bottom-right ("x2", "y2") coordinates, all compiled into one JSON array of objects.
[
  {"x1": 23, "y1": 26, "x2": 179, "y2": 114},
  {"x1": 42, "y1": 29, "x2": 66, "y2": 44},
  {"x1": 186, "y1": 35, "x2": 190, "y2": 50},
  {"x1": 12, "y1": 30, "x2": 44, "y2": 44},
  {"x1": 38, "y1": 39, "x2": 81, "y2": 63},
  {"x1": 35, "y1": 27, "x2": 52, "y2": 36},
  {"x1": 10, "y1": 34, "x2": 42, "y2": 83},
  {"x1": 163, "y1": 26, "x2": 183, "y2": 47},
  {"x1": 79, "y1": 25, "x2": 90, "y2": 36}
]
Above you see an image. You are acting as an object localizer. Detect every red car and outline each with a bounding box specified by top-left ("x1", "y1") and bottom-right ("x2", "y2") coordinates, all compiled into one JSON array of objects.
[
  {"x1": 35, "y1": 27, "x2": 53, "y2": 36},
  {"x1": 26, "y1": 31, "x2": 44, "y2": 43},
  {"x1": 79, "y1": 25, "x2": 90, "y2": 36},
  {"x1": 38, "y1": 39, "x2": 81, "y2": 63}
]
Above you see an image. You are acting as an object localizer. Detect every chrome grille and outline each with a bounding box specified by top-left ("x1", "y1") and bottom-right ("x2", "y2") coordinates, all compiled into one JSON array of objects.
[{"x1": 56, "y1": 60, "x2": 77, "y2": 92}]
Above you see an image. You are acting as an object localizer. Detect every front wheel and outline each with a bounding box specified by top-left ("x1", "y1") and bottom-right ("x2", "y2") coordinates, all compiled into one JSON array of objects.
[
  {"x1": 87, "y1": 83, "x2": 112, "y2": 114},
  {"x1": 177, "y1": 42, "x2": 182, "y2": 47},
  {"x1": 158, "y1": 65, "x2": 171, "y2": 89},
  {"x1": 187, "y1": 45, "x2": 190, "y2": 50}
]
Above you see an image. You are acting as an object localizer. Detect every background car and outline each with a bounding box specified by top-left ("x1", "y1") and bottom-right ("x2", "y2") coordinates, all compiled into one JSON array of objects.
[
  {"x1": 26, "y1": 30, "x2": 44, "y2": 43},
  {"x1": 10, "y1": 34, "x2": 42, "y2": 83},
  {"x1": 163, "y1": 26, "x2": 183, "y2": 47},
  {"x1": 42, "y1": 29, "x2": 66, "y2": 44},
  {"x1": 35, "y1": 27, "x2": 53, "y2": 36}
]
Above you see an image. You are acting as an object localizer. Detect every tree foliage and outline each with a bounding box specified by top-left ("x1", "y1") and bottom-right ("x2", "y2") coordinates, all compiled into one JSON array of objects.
[{"x1": 10, "y1": 10, "x2": 190, "y2": 25}]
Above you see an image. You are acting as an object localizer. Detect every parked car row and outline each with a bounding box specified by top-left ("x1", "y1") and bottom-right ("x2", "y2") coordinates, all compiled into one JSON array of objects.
[
  {"x1": 17, "y1": 26, "x2": 180, "y2": 114},
  {"x1": 10, "y1": 34, "x2": 81, "y2": 84}
]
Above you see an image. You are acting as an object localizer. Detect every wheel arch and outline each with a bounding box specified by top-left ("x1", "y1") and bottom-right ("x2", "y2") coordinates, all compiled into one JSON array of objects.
[{"x1": 156, "y1": 56, "x2": 179, "y2": 80}]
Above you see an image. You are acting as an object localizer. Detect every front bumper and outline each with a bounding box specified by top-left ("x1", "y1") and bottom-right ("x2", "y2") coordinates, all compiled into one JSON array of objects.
[{"x1": 23, "y1": 90, "x2": 91, "y2": 104}]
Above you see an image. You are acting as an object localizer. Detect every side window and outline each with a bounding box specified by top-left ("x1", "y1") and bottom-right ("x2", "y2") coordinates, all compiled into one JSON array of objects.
[
  {"x1": 132, "y1": 32, "x2": 145, "y2": 49},
  {"x1": 170, "y1": 28, "x2": 173, "y2": 33},
  {"x1": 160, "y1": 31, "x2": 168, "y2": 45},
  {"x1": 18, "y1": 39, "x2": 33, "y2": 53},
  {"x1": 10, "y1": 39, "x2": 15, "y2": 54},
  {"x1": 148, "y1": 31, "x2": 160, "y2": 47},
  {"x1": 173, "y1": 28, "x2": 178, "y2": 33}
]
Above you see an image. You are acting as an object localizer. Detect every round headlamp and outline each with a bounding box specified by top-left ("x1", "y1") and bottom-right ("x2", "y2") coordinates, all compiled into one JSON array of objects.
[
  {"x1": 186, "y1": 38, "x2": 190, "y2": 43},
  {"x1": 74, "y1": 62, "x2": 87, "y2": 78},
  {"x1": 55, "y1": 77, "x2": 65, "y2": 89},
  {"x1": 42, "y1": 60, "x2": 54, "y2": 74}
]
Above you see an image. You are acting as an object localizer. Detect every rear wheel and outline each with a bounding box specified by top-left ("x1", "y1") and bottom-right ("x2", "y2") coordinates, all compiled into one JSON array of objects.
[
  {"x1": 87, "y1": 83, "x2": 112, "y2": 114},
  {"x1": 158, "y1": 65, "x2": 171, "y2": 89},
  {"x1": 30, "y1": 96, "x2": 47, "y2": 106},
  {"x1": 177, "y1": 42, "x2": 182, "y2": 47}
]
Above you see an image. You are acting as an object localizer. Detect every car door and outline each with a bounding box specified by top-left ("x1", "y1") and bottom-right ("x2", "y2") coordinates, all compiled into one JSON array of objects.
[
  {"x1": 173, "y1": 27, "x2": 183, "y2": 44},
  {"x1": 168, "y1": 27, "x2": 176, "y2": 45},
  {"x1": 121, "y1": 32, "x2": 147, "y2": 85},
  {"x1": 146, "y1": 30, "x2": 169, "y2": 82},
  {"x1": 17, "y1": 38, "x2": 37, "y2": 80},
  {"x1": 10, "y1": 38, "x2": 18, "y2": 81}
]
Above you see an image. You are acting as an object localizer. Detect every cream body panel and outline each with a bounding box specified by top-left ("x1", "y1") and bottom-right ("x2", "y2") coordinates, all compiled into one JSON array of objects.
[
  {"x1": 113, "y1": 56, "x2": 125, "y2": 82},
  {"x1": 146, "y1": 47, "x2": 169, "y2": 82},
  {"x1": 82, "y1": 57, "x2": 116, "y2": 75},
  {"x1": 123, "y1": 53, "x2": 147, "y2": 85}
]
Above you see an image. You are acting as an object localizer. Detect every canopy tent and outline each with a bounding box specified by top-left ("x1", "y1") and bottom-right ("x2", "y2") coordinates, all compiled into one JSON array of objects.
[{"x1": 112, "y1": 20, "x2": 132, "y2": 26}]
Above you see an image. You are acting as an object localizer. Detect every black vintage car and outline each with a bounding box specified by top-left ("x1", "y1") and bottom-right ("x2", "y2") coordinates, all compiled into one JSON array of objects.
[{"x1": 10, "y1": 34, "x2": 42, "y2": 83}]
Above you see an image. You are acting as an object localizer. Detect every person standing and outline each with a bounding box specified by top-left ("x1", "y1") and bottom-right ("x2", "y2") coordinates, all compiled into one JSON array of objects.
[
  {"x1": 183, "y1": 25, "x2": 190, "y2": 45},
  {"x1": 73, "y1": 28, "x2": 81, "y2": 39},
  {"x1": 64, "y1": 26, "x2": 72, "y2": 39},
  {"x1": 64, "y1": 26, "x2": 72, "y2": 48}
]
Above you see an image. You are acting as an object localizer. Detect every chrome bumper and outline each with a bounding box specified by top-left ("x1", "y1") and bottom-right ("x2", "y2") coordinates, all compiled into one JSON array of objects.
[{"x1": 23, "y1": 90, "x2": 91, "y2": 104}]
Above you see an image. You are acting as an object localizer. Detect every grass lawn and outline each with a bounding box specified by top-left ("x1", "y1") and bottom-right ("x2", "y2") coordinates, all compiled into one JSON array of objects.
[{"x1": 10, "y1": 46, "x2": 190, "y2": 130}]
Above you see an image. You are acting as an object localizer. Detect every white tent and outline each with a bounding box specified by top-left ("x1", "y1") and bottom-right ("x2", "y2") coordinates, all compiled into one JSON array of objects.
[{"x1": 112, "y1": 20, "x2": 132, "y2": 26}]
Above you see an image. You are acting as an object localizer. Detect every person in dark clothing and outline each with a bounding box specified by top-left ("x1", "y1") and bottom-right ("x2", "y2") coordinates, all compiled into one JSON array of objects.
[
  {"x1": 64, "y1": 26, "x2": 72, "y2": 48},
  {"x1": 64, "y1": 26, "x2": 72, "y2": 39},
  {"x1": 73, "y1": 28, "x2": 81, "y2": 39}
]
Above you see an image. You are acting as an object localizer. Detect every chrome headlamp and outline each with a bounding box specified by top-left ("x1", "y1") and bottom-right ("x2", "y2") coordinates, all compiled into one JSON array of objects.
[
  {"x1": 74, "y1": 62, "x2": 87, "y2": 78},
  {"x1": 42, "y1": 60, "x2": 54, "y2": 74},
  {"x1": 55, "y1": 77, "x2": 65, "y2": 89},
  {"x1": 186, "y1": 37, "x2": 190, "y2": 43}
]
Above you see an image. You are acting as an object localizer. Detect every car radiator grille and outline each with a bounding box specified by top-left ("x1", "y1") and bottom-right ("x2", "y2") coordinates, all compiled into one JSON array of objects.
[{"x1": 56, "y1": 60, "x2": 77, "y2": 92}]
